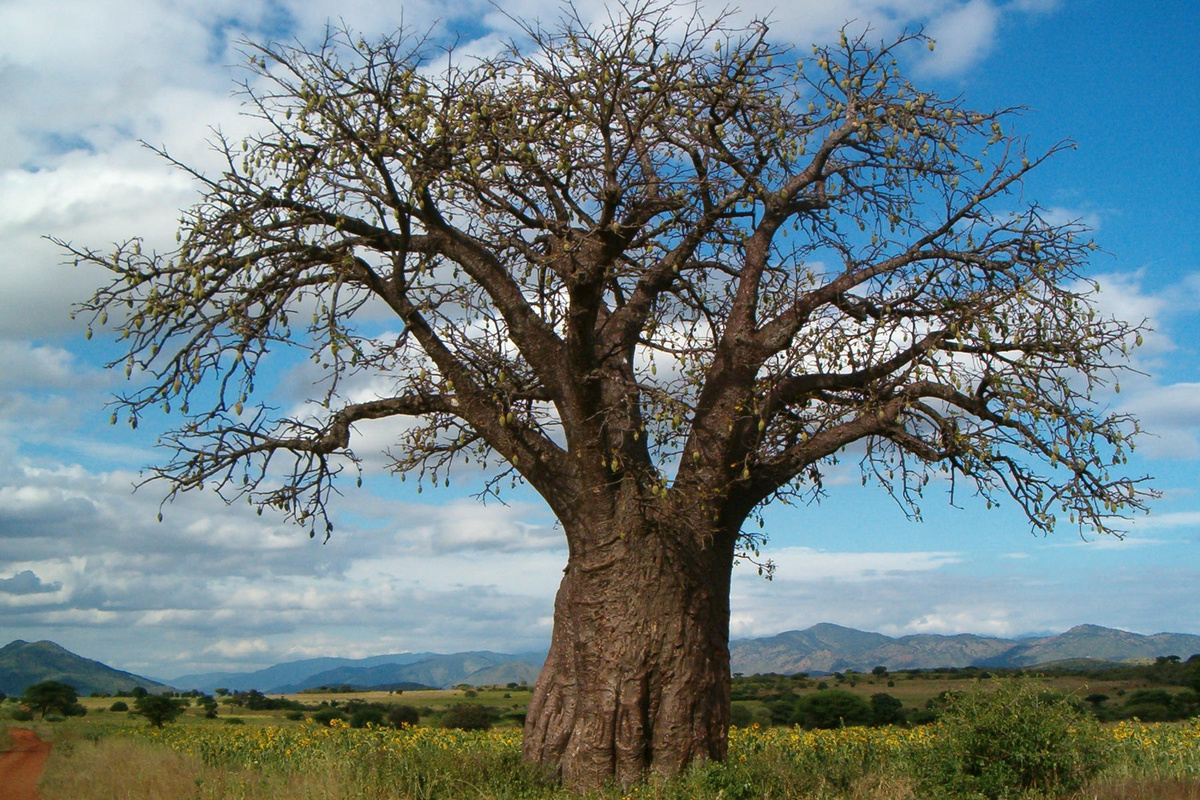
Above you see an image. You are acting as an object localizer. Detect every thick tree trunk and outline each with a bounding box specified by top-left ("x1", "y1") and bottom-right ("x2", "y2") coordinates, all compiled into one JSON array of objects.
[{"x1": 522, "y1": 509, "x2": 736, "y2": 791}]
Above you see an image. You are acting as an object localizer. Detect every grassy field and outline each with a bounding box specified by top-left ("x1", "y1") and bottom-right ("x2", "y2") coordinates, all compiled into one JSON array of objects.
[
  {"x1": 58, "y1": 669, "x2": 1185, "y2": 729},
  {"x1": 21, "y1": 714, "x2": 1200, "y2": 800},
  {"x1": 61, "y1": 685, "x2": 531, "y2": 729},
  {"x1": 730, "y1": 668, "x2": 1195, "y2": 719},
  {"x1": 10, "y1": 678, "x2": 1200, "y2": 799}
]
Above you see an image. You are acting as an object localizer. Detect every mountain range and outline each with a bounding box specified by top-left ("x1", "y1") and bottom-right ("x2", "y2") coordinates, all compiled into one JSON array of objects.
[
  {"x1": 4, "y1": 624, "x2": 1199, "y2": 696},
  {"x1": 728, "y1": 623, "x2": 1200, "y2": 675},
  {"x1": 171, "y1": 650, "x2": 546, "y2": 694}
]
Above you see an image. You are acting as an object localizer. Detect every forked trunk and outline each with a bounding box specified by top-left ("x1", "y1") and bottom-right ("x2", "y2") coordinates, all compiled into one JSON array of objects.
[{"x1": 522, "y1": 510, "x2": 736, "y2": 791}]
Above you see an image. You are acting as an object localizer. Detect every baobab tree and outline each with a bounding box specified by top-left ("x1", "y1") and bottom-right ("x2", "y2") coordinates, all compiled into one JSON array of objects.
[{"x1": 65, "y1": 2, "x2": 1154, "y2": 789}]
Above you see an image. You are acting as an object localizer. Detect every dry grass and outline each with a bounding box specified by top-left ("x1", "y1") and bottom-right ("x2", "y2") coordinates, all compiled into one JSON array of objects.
[
  {"x1": 35, "y1": 736, "x2": 314, "y2": 800},
  {"x1": 1075, "y1": 778, "x2": 1200, "y2": 800},
  {"x1": 845, "y1": 773, "x2": 917, "y2": 800},
  {"x1": 34, "y1": 732, "x2": 451, "y2": 800},
  {"x1": 39, "y1": 737, "x2": 203, "y2": 799}
]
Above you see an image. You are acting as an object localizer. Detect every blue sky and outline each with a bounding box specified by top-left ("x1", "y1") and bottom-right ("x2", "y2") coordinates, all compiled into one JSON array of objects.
[{"x1": 1, "y1": 0, "x2": 1198, "y2": 682}]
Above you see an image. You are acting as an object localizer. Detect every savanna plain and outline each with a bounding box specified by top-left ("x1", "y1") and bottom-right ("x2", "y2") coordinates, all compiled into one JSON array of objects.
[{"x1": 8, "y1": 674, "x2": 1200, "y2": 800}]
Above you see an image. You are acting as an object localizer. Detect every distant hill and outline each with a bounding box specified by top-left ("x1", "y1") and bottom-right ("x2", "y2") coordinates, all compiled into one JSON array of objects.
[
  {"x1": 174, "y1": 650, "x2": 548, "y2": 693},
  {"x1": 170, "y1": 651, "x2": 440, "y2": 694},
  {"x1": 729, "y1": 624, "x2": 1200, "y2": 675},
  {"x1": 979, "y1": 624, "x2": 1200, "y2": 668},
  {"x1": 460, "y1": 660, "x2": 542, "y2": 687},
  {"x1": 729, "y1": 624, "x2": 1015, "y2": 674},
  {"x1": 0, "y1": 640, "x2": 172, "y2": 696},
  {"x1": 272, "y1": 652, "x2": 487, "y2": 692}
]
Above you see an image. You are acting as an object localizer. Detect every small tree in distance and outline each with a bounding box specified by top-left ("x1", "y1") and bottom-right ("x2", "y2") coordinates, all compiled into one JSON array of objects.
[
  {"x1": 65, "y1": 1, "x2": 1155, "y2": 789},
  {"x1": 199, "y1": 695, "x2": 220, "y2": 718},
  {"x1": 134, "y1": 694, "x2": 187, "y2": 727},
  {"x1": 21, "y1": 681, "x2": 79, "y2": 719}
]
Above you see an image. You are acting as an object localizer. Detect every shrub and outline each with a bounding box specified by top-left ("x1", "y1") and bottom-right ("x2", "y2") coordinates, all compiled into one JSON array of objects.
[
  {"x1": 729, "y1": 703, "x2": 755, "y2": 728},
  {"x1": 351, "y1": 707, "x2": 386, "y2": 728},
  {"x1": 441, "y1": 703, "x2": 494, "y2": 731},
  {"x1": 915, "y1": 677, "x2": 1104, "y2": 799},
  {"x1": 387, "y1": 704, "x2": 420, "y2": 728},
  {"x1": 766, "y1": 699, "x2": 795, "y2": 725},
  {"x1": 869, "y1": 692, "x2": 905, "y2": 726},
  {"x1": 285, "y1": 710, "x2": 305, "y2": 721},
  {"x1": 110, "y1": 700, "x2": 129, "y2": 712},
  {"x1": 311, "y1": 707, "x2": 346, "y2": 726},
  {"x1": 790, "y1": 689, "x2": 872, "y2": 729},
  {"x1": 11, "y1": 708, "x2": 33, "y2": 721}
]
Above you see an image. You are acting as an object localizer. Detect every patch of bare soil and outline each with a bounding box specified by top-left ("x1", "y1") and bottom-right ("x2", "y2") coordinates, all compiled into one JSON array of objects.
[{"x1": 0, "y1": 728, "x2": 51, "y2": 800}]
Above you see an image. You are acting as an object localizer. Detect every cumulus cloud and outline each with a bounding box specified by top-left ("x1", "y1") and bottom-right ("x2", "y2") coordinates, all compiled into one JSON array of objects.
[
  {"x1": 918, "y1": 0, "x2": 1000, "y2": 76},
  {"x1": 1080, "y1": 271, "x2": 1200, "y2": 460},
  {"x1": 0, "y1": 425, "x2": 567, "y2": 674},
  {"x1": 0, "y1": 342, "x2": 82, "y2": 389},
  {"x1": 1121, "y1": 382, "x2": 1200, "y2": 459},
  {"x1": 0, "y1": 570, "x2": 62, "y2": 595},
  {"x1": 382, "y1": 500, "x2": 561, "y2": 554}
]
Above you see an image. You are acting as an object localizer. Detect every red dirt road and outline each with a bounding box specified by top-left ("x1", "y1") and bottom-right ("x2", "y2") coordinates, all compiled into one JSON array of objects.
[{"x1": 0, "y1": 728, "x2": 50, "y2": 800}]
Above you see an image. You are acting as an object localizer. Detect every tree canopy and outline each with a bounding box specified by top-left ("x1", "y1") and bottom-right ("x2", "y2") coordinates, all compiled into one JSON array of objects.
[
  {"x1": 133, "y1": 693, "x2": 188, "y2": 727},
  {"x1": 21, "y1": 680, "x2": 80, "y2": 719},
  {"x1": 65, "y1": 1, "x2": 1154, "y2": 788}
]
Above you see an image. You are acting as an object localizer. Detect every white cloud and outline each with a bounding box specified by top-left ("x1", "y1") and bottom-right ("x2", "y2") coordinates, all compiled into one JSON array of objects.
[
  {"x1": 0, "y1": 569, "x2": 62, "y2": 596},
  {"x1": 1068, "y1": 270, "x2": 1200, "y2": 460},
  {"x1": 759, "y1": 546, "x2": 962, "y2": 581},
  {"x1": 1128, "y1": 510, "x2": 1200, "y2": 532},
  {"x1": 1091, "y1": 272, "x2": 1171, "y2": 354},
  {"x1": 0, "y1": 433, "x2": 567, "y2": 674},
  {"x1": 0, "y1": 341, "x2": 94, "y2": 389},
  {"x1": 0, "y1": 154, "x2": 200, "y2": 338},
  {"x1": 919, "y1": 0, "x2": 1000, "y2": 76},
  {"x1": 1122, "y1": 382, "x2": 1200, "y2": 459},
  {"x1": 1040, "y1": 205, "x2": 1103, "y2": 232},
  {"x1": 202, "y1": 638, "x2": 272, "y2": 659}
]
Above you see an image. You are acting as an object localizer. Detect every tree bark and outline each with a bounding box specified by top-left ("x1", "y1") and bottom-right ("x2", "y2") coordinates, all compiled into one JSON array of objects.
[{"x1": 522, "y1": 506, "x2": 736, "y2": 791}]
